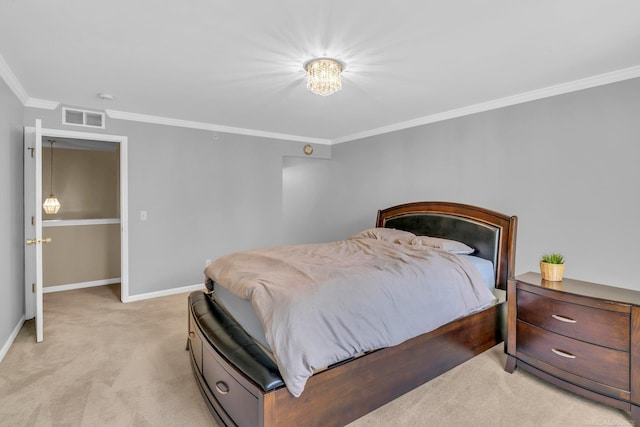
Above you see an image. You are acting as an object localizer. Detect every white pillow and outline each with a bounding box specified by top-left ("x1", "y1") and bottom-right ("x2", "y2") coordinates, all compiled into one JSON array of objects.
[
  {"x1": 349, "y1": 227, "x2": 416, "y2": 243},
  {"x1": 410, "y1": 236, "x2": 474, "y2": 254}
]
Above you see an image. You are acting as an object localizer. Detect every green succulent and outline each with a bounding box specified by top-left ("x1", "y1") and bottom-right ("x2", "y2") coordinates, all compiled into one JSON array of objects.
[{"x1": 541, "y1": 253, "x2": 564, "y2": 264}]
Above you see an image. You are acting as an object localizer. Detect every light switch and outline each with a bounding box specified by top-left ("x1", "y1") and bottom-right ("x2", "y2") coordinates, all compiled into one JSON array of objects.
[{"x1": 140, "y1": 210, "x2": 147, "y2": 221}]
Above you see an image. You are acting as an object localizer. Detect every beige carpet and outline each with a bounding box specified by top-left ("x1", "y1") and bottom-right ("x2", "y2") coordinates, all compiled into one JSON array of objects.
[{"x1": 0, "y1": 285, "x2": 634, "y2": 427}]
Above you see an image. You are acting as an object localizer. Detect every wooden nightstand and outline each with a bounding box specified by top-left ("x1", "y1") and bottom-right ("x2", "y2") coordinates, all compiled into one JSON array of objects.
[{"x1": 505, "y1": 272, "x2": 640, "y2": 423}]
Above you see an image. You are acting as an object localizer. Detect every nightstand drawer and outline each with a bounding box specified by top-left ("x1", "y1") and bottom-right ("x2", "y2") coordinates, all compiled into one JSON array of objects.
[
  {"x1": 516, "y1": 320, "x2": 629, "y2": 391},
  {"x1": 517, "y1": 289, "x2": 629, "y2": 351}
]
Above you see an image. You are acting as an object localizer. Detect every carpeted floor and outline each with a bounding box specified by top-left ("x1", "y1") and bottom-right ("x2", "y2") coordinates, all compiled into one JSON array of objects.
[{"x1": 0, "y1": 285, "x2": 634, "y2": 426}]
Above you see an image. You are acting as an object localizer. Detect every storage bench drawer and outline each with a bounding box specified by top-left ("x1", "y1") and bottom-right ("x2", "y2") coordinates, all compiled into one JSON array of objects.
[
  {"x1": 516, "y1": 320, "x2": 629, "y2": 391},
  {"x1": 202, "y1": 345, "x2": 259, "y2": 427},
  {"x1": 517, "y1": 289, "x2": 629, "y2": 351},
  {"x1": 188, "y1": 316, "x2": 203, "y2": 373}
]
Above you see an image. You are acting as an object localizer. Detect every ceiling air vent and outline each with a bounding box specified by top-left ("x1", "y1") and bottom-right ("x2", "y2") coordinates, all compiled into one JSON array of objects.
[{"x1": 62, "y1": 107, "x2": 105, "y2": 129}]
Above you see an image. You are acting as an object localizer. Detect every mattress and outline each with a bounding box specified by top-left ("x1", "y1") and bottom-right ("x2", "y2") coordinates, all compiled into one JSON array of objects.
[
  {"x1": 213, "y1": 254, "x2": 496, "y2": 353},
  {"x1": 460, "y1": 254, "x2": 496, "y2": 290}
]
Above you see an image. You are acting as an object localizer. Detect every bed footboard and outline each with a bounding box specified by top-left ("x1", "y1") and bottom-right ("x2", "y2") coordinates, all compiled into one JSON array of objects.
[
  {"x1": 188, "y1": 290, "x2": 506, "y2": 427},
  {"x1": 188, "y1": 291, "x2": 283, "y2": 427},
  {"x1": 188, "y1": 291, "x2": 283, "y2": 391}
]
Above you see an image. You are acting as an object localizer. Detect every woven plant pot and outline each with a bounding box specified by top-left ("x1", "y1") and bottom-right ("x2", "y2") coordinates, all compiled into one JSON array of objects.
[{"x1": 540, "y1": 262, "x2": 565, "y2": 282}]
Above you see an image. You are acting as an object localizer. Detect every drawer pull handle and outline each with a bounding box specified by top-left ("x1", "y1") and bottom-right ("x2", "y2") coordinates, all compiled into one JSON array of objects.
[
  {"x1": 551, "y1": 348, "x2": 576, "y2": 359},
  {"x1": 215, "y1": 381, "x2": 229, "y2": 395},
  {"x1": 552, "y1": 314, "x2": 576, "y2": 324}
]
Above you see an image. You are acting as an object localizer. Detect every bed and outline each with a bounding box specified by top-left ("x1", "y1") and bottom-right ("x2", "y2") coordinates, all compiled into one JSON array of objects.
[{"x1": 187, "y1": 201, "x2": 517, "y2": 427}]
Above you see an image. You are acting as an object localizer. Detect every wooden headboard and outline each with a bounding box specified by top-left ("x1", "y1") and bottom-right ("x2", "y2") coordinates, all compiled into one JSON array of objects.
[{"x1": 376, "y1": 201, "x2": 517, "y2": 290}]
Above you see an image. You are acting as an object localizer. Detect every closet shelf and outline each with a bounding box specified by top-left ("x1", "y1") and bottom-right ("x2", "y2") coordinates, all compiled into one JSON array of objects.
[{"x1": 43, "y1": 218, "x2": 120, "y2": 227}]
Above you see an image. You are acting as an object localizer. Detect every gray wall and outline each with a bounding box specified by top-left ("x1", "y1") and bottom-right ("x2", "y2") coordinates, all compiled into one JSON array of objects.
[
  {"x1": 0, "y1": 78, "x2": 25, "y2": 350},
  {"x1": 23, "y1": 108, "x2": 331, "y2": 296},
  {"x1": 282, "y1": 156, "x2": 333, "y2": 245},
  {"x1": 5, "y1": 76, "x2": 639, "y2": 353},
  {"x1": 285, "y1": 77, "x2": 640, "y2": 290}
]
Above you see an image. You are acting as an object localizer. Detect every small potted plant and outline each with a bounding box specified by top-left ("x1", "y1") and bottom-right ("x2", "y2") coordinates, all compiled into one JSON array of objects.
[{"x1": 540, "y1": 252, "x2": 565, "y2": 281}]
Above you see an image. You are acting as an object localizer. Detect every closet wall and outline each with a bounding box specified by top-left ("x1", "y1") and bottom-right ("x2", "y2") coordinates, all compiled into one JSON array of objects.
[{"x1": 42, "y1": 143, "x2": 120, "y2": 288}]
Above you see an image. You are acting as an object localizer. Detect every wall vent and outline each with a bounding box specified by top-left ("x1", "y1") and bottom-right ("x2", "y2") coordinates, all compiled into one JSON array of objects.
[{"x1": 62, "y1": 107, "x2": 105, "y2": 129}]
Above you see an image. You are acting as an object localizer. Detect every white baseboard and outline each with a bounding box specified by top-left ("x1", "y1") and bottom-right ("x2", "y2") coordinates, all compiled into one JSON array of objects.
[
  {"x1": 43, "y1": 278, "x2": 121, "y2": 293},
  {"x1": 0, "y1": 314, "x2": 26, "y2": 364},
  {"x1": 123, "y1": 283, "x2": 205, "y2": 303}
]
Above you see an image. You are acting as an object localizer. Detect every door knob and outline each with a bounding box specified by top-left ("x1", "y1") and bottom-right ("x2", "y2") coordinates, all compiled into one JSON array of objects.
[{"x1": 26, "y1": 237, "x2": 52, "y2": 245}]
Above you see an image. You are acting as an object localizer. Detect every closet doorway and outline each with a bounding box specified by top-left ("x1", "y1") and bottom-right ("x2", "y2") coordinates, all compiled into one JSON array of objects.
[{"x1": 24, "y1": 120, "x2": 129, "y2": 342}]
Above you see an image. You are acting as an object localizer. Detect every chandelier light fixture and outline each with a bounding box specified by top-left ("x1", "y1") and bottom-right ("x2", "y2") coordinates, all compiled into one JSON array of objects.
[
  {"x1": 43, "y1": 139, "x2": 61, "y2": 214},
  {"x1": 304, "y1": 58, "x2": 343, "y2": 96}
]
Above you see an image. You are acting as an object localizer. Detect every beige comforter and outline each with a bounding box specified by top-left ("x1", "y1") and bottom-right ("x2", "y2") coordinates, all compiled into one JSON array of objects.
[{"x1": 205, "y1": 236, "x2": 496, "y2": 397}]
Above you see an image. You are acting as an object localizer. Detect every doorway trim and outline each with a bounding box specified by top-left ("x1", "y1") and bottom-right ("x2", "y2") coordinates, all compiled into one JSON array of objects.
[{"x1": 26, "y1": 126, "x2": 129, "y2": 303}]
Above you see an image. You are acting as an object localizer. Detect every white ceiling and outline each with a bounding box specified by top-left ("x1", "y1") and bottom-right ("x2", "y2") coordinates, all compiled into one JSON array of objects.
[{"x1": 1, "y1": 0, "x2": 640, "y2": 144}]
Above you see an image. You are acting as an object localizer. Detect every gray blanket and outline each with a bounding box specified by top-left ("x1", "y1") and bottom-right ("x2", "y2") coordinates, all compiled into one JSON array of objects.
[{"x1": 205, "y1": 237, "x2": 496, "y2": 397}]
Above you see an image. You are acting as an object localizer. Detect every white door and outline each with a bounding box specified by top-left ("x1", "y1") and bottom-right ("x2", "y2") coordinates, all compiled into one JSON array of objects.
[{"x1": 24, "y1": 119, "x2": 46, "y2": 342}]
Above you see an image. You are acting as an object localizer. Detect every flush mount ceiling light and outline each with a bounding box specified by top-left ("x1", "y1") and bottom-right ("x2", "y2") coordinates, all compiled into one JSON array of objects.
[
  {"x1": 43, "y1": 139, "x2": 61, "y2": 214},
  {"x1": 304, "y1": 58, "x2": 344, "y2": 96}
]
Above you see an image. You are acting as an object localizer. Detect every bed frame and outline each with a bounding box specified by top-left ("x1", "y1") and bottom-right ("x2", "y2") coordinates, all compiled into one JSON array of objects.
[{"x1": 187, "y1": 201, "x2": 517, "y2": 427}]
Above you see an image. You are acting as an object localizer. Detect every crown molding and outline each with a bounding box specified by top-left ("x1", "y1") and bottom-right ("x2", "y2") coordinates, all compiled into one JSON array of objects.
[
  {"x1": 2, "y1": 48, "x2": 638, "y2": 146},
  {"x1": 0, "y1": 54, "x2": 60, "y2": 109},
  {"x1": 105, "y1": 109, "x2": 332, "y2": 145},
  {"x1": 331, "y1": 65, "x2": 640, "y2": 144},
  {"x1": 25, "y1": 98, "x2": 59, "y2": 109},
  {"x1": 0, "y1": 54, "x2": 29, "y2": 104}
]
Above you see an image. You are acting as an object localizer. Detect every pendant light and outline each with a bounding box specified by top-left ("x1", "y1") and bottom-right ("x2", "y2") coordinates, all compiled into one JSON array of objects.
[{"x1": 43, "y1": 139, "x2": 61, "y2": 214}]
